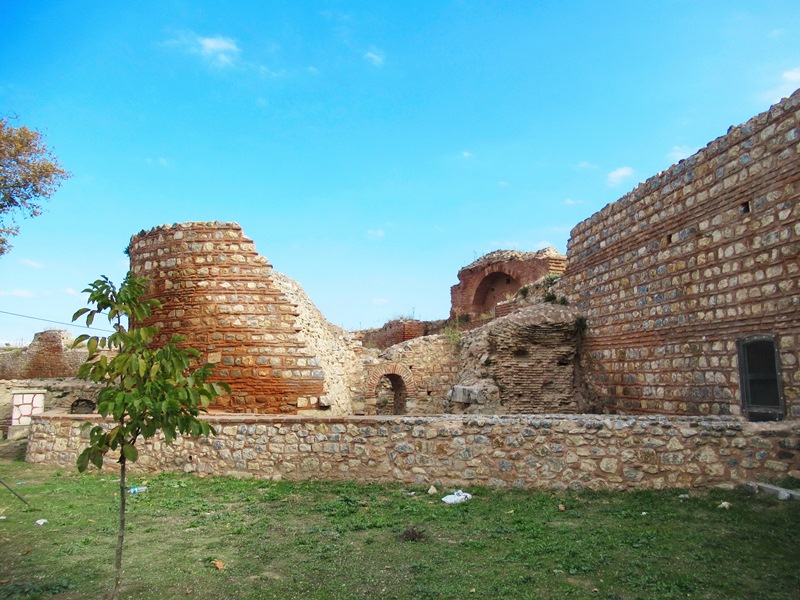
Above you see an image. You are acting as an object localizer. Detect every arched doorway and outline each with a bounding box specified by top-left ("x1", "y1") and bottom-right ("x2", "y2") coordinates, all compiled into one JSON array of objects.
[
  {"x1": 472, "y1": 271, "x2": 519, "y2": 315},
  {"x1": 375, "y1": 374, "x2": 407, "y2": 415},
  {"x1": 365, "y1": 363, "x2": 415, "y2": 416}
]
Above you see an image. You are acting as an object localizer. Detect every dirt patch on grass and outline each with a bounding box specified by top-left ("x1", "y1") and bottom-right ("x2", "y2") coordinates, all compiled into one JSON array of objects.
[{"x1": 0, "y1": 440, "x2": 27, "y2": 461}]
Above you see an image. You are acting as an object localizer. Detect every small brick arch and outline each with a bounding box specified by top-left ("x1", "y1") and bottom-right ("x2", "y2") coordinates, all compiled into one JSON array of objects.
[{"x1": 365, "y1": 363, "x2": 415, "y2": 392}]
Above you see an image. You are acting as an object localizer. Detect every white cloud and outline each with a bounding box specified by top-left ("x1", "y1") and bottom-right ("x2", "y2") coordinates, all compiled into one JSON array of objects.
[
  {"x1": 461, "y1": 151, "x2": 473, "y2": 159},
  {"x1": 0, "y1": 289, "x2": 35, "y2": 298},
  {"x1": 364, "y1": 50, "x2": 384, "y2": 66},
  {"x1": 371, "y1": 297, "x2": 389, "y2": 306},
  {"x1": 63, "y1": 288, "x2": 81, "y2": 297},
  {"x1": 607, "y1": 166, "x2": 635, "y2": 187},
  {"x1": 20, "y1": 259, "x2": 44, "y2": 269},
  {"x1": 165, "y1": 32, "x2": 241, "y2": 68},
  {"x1": 532, "y1": 240, "x2": 554, "y2": 250},
  {"x1": 667, "y1": 146, "x2": 693, "y2": 162},
  {"x1": 367, "y1": 229, "x2": 384, "y2": 239},
  {"x1": 198, "y1": 35, "x2": 240, "y2": 67},
  {"x1": 563, "y1": 198, "x2": 583, "y2": 206},
  {"x1": 497, "y1": 180, "x2": 509, "y2": 187},
  {"x1": 576, "y1": 161, "x2": 599, "y2": 170},
  {"x1": 762, "y1": 67, "x2": 800, "y2": 103},
  {"x1": 146, "y1": 157, "x2": 170, "y2": 167}
]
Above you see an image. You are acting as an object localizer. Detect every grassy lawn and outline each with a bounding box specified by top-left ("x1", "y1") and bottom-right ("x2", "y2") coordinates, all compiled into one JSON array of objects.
[{"x1": 0, "y1": 443, "x2": 798, "y2": 599}]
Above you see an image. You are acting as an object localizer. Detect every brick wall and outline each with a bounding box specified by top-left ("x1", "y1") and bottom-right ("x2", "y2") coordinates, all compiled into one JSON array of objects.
[
  {"x1": 0, "y1": 331, "x2": 87, "y2": 380},
  {"x1": 453, "y1": 305, "x2": 586, "y2": 414},
  {"x1": 450, "y1": 248, "x2": 566, "y2": 319},
  {"x1": 129, "y1": 222, "x2": 357, "y2": 414},
  {"x1": 563, "y1": 90, "x2": 800, "y2": 419},
  {"x1": 360, "y1": 320, "x2": 428, "y2": 350},
  {"x1": 27, "y1": 412, "x2": 800, "y2": 491},
  {"x1": 358, "y1": 335, "x2": 460, "y2": 414}
]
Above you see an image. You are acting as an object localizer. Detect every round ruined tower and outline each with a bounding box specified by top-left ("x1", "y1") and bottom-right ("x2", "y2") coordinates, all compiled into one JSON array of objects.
[{"x1": 128, "y1": 221, "x2": 354, "y2": 414}]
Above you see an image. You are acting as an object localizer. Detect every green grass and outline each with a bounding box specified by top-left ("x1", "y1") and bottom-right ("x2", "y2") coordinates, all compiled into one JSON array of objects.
[{"x1": 0, "y1": 451, "x2": 799, "y2": 599}]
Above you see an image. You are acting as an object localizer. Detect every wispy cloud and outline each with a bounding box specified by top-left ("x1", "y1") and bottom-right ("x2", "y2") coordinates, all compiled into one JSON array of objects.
[
  {"x1": 461, "y1": 151, "x2": 474, "y2": 159},
  {"x1": 146, "y1": 157, "x2": 170, "y2": 167},
  {"x1": 0, "y1": 289, "x2": 35, "y2": 298},
  {"x1": 497, "y1": 180, "x2": 509, "y2": 187},
  {"x1": 532, "y1": 240, "x2": 554, "y2": 250},
  {"x1": 575, "y1": 161, "x2": 599, "y2": 170},
  {"x1": 607, "y1": 166, "x2": 635, "y2": 187},
  {"x1": 762, "y1": 67, "x2": 800, "y2": 103},
  {"x1": 164, "y1": 31, "x2": 241, "y2": 68},
  {"x1": 367, "y1": 229, "x2": 384, "y2": 239},
  {"x1": 63, "y1": 288, "x2": 82, "y2": 297},
  {"x1": 364, "y1": 49, "x2": 384, "y2": 66},
  {"x1": 371, "y1": 297, "x2": 388, "y2": 306},
  {"x1": 563, "y1": 198, "x2": 583, "y2": 206},
  {"x1": 20, "y1": 259, "x2": 44, "y2": 269},
  {"x1": 667, "y1": 145, "x2": 693, "y2": 163}
]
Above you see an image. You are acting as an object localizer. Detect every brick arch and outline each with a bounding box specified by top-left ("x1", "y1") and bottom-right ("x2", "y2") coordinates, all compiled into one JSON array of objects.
[
  {"x1": 472, "y1": 271, "x2": 519, "y2": 314},
  {"x1": 365, "y1": 363, "x2": 415, "y2": 392}
]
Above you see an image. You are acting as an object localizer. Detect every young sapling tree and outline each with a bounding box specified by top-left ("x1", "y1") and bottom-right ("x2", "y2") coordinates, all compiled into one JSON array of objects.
[{"x1": 72, "y1": 274, "x2": 227, "y2": 600}]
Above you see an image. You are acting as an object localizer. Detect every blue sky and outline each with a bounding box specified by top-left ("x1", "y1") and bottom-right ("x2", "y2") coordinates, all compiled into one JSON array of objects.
[{"x1": 1, "y1": 1, "x2": 799, "y2": 344}]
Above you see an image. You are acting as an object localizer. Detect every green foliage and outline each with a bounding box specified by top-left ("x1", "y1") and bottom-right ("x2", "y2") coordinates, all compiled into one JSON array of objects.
[
  {"x1": 518, "y1": 285, "x2": 529, "y2": 299},
  {"x1": 575, "y1": 316, "x2": 587, "y2": 332},
  {"x1": 543, "y1": 291, "x2": 558, "y2": 303},
  {"x1": 71, "y1": 273, "x2": 227, "y2": 599},
  {"x1": 442, "y1": 323, "x2": 462, "y2": 347},
  {"x1": 0, "y1": 117, "x2": 70, "y2": 256},
  {"x1": 544, "y1": 274, "x2": 561, "y2": 288},
  {"x1": 72, "y1": 274, "x2": 226, "y2": 472}
]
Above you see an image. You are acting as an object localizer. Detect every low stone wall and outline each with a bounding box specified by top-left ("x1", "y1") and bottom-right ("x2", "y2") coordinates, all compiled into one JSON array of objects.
[{"x1": 26, "y1": 412, "x2": 799, "y2": 490}]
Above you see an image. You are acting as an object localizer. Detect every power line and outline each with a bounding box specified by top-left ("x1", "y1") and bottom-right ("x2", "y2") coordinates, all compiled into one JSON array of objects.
[{"x1": 0, "y1": 309, "x2": 114, "y2": 333}]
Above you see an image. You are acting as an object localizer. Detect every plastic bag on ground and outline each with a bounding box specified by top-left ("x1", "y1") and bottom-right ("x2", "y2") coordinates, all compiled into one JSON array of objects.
[{"x1": 442, "y1": 490, "x2": 472, "y2": 504}]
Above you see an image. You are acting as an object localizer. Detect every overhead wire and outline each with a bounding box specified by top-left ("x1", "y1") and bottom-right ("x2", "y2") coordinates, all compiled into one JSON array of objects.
[{"x1": 0, "y1": 309, "x2": 115, "y2": 333}]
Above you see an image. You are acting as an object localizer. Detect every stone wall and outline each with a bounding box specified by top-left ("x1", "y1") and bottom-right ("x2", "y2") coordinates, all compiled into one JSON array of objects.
[
  {"x1": 0, "y1": 331, "x2": 87, "y2": 380},
  {"x1": 128, "y1": 222, "x2": 360, "y2": 415},
  {"x1": 26, "y1": 412, "x2": 800, "y2": 491},
  {"x1": 563, "y1": 90, "x2": 800, "y2": 419},
  {"x1": 451, "y1": 305, "x2": 587, "y2": 414},
  {"x1": 360, "y1": 320, "x2": 428, "y2": 350},
  {"x1": 450, "y1": 248, "x2": 566, "y2": 319},
  {"x1": 358, "y1": 335, "x2": 460, "y2": 415},
  {"x1": 0, "y1": 379, "x2": 100, "y2": 438}
]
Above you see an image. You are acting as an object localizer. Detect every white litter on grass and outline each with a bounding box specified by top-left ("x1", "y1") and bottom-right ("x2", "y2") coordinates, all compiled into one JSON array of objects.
[
  {"x1": 717, "y1": 501, "x2": 732, "y2": 509},
  {"x1": 442, "y1": 490, "x2": 472, "y2": 504},
  {"x1": 35, "y1": 519, "x2": 48, "y2": 526}
]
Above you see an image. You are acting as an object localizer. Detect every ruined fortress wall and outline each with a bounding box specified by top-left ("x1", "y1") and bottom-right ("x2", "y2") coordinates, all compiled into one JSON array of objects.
[
  {"x1": 450, "y1": 249, "x2": 566, "y2": 319},
  {"x1": 360, "y1": 320, "x2": 428, "y2": 350},
  {"x1": 27, "y1": 412, "x2": 800, "y2": 491},
  {"x1": 128, "y1": 222, "x2": 356, "y2": 415},
  {"x1": 0, "y1": 331, "x2": 86, "y2": 380},
  {"x1": 455, "y1": 305, "x2": 584, "y2": 414},
  {"x1": 360, "y1": 335, "x2": 460, "y2": 414},
  {"x1": 563, "y1": 91, "x2": 800, "y2": 418}
]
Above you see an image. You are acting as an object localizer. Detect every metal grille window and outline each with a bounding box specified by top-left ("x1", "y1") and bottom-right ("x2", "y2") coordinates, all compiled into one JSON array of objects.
[{"x1": 737, "y1": 335, "x2": 785, "y2": 421}]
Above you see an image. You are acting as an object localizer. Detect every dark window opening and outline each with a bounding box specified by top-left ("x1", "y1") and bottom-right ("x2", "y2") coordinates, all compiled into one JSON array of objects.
[
  {"x1": 737, "y1": 335, "x2": 784, "y2": 421},
  {"x1": 740, "y1": 201, "x2": 751, "y2": 214}
]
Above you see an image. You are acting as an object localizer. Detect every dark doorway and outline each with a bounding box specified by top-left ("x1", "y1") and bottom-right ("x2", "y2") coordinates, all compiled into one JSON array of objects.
[
  {"x1": 375, "y1": 374, "x2": 407, "y2": 415},
  {"x1": 737, "y1": 335, "x2": 784, "y2": 421}
]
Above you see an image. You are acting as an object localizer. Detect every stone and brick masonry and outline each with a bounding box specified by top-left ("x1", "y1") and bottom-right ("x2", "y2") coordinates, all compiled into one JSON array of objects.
[
  {"x1": 27, "y1": 413, "x2": 800, "y2": 491},
  {"x1": 563, "y1": 89, "x2": 800, "y2": 419}
]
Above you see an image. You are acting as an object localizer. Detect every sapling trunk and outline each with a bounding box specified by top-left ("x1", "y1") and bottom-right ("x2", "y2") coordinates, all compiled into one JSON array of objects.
[{"x1": 113, "y1": 453, "x2": 127, "y2": 600}]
